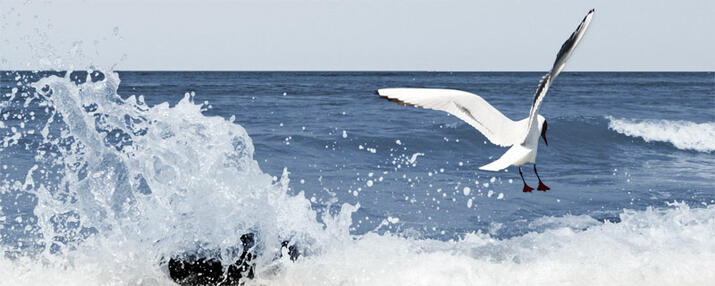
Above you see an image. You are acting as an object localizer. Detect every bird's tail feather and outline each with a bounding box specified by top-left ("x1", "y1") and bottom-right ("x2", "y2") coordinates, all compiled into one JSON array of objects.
[{"x1": 479, "y1": 145, "x2": 532, "y2": 172}]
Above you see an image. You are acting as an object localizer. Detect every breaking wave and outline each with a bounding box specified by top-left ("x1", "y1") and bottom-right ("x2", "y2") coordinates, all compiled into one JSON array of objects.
[
  {"x1": 606, "y1": 116, "x2": 715, "y2": 152},
  {"x1": 0, "y1": 71, "x2": 352, "y2": 285}
]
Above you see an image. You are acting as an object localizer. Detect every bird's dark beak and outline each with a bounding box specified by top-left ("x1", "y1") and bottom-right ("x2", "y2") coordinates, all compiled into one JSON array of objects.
[{"x1": 541, "y1": 121, "x2": 548, "y2": 146}]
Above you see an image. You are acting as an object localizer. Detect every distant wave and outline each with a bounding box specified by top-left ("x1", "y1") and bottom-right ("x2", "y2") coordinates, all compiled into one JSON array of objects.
[{"x1": 607, "y1": 116, "x2": 715, "y2": 153}]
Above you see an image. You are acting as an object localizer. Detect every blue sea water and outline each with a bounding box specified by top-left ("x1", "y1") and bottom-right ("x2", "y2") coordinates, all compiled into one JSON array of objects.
[{"x1": 0, "y1": 71, "x2": 714, "y2": 285}]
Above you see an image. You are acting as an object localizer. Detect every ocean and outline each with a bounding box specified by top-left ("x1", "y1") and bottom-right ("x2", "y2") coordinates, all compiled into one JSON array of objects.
[{"x1": 0, "y1": 71, "x2": 713, "y2": 285}]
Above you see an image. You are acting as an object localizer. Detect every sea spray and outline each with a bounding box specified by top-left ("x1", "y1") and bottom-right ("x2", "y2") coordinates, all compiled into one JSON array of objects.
[{"x1": 0, "y1": 71, "x2": 357, "y2": 284}]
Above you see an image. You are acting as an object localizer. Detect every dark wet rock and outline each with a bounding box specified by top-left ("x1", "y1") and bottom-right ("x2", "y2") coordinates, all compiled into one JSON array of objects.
[{"x1": 166, "y1": 233, "x2": 299, "y2": 286}]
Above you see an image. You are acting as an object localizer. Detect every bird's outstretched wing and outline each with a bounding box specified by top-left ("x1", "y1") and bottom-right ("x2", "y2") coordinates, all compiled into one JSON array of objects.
[
  {"x1": 377, "y1": 88, "x2": 526, "y2": 147},
  {"x1": 551, "y1": 9, "x2": 595, "y2": 79},
  {"x1": 523, "y1": 9, "x2": 595, "y2": 143}
]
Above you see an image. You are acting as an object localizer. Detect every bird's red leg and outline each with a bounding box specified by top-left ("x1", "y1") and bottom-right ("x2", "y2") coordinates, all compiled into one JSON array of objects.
[
  {"x1": 533, "y1": 164, "x2": 550, "y2": 191},
  {"x1": 519, "y1": 167, "x2": 534, "y2": 192}
]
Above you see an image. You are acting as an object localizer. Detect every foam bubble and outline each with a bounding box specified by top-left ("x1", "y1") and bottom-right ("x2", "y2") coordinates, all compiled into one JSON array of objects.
[{"x1": 607, "y1": 116, "x2": 715, "y2": 152}]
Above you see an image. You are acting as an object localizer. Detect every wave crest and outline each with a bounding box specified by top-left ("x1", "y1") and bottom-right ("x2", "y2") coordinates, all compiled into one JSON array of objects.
[{"x1": 606, "y1": 116, "x2": 715, "y2": 152}]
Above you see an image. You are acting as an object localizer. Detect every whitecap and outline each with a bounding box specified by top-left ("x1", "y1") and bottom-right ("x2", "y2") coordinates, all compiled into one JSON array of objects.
[{"x1": 607, "y1": 116, "x2": 715, "y2": 152}]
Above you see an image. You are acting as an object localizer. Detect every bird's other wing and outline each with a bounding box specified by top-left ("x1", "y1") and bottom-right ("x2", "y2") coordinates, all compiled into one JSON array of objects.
[
  {"x1": 377, "y1": 88, "x2": 522, "y2": 147},
  {"x1": 551, "y1": 9, "x2": 595, "y2": 79},
  {"x1": 523, "y1": 9, "x2": 595, "y2": 143},
  {"x1": 524, "y1": 73, "x2": 552, "y2": 137}
]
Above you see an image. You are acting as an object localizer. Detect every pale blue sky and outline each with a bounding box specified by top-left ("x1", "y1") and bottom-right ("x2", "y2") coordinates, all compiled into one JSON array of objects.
[{"x1": 1, "y1": 0, "x2": 713, "y2": 71}]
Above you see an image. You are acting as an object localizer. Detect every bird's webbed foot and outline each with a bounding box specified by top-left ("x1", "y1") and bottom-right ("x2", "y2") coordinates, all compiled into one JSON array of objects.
[
  {"x1": 533, "y1": 164, "x2": 550, "y2": 191},
  {"x1": 537, "y1": 180, "x2": 550, "y2": 191},
  {"x1": 522, "y1": 183, "x2": 534, "y2": 192}
]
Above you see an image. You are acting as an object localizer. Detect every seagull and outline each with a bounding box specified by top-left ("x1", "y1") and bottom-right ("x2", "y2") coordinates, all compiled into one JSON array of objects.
[{"x1": 376, "y1": 9, "x2": 595, "y2": 192}]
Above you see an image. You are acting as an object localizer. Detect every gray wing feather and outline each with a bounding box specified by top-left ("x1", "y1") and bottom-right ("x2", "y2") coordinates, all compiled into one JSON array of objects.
[
  {"x1": 551, "y1": 9, "x2": 595, "y2": 79},
  {"x1": 522, "y1": 9, "x2": 595, "y2": 144}
]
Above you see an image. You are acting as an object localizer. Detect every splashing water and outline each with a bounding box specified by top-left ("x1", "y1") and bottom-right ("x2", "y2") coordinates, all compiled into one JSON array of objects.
[{"x1": 0, "y1": 71, "x2": 356, "y2": 284}]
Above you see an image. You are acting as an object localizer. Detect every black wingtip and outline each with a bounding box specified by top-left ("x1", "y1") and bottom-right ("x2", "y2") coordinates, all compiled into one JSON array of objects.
[
  {"x1": 589, "y1": 8, "x2": 595, "y2": 13},
  {"x1": 374, "y1": 90, "x2": 380, "y2": 95}
]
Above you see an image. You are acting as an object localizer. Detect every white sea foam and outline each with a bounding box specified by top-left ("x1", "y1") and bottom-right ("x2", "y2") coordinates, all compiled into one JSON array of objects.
[
  {"x1": 269, "y1": 202, "x2": 715, "y2": 286},
  {"x1": 607, "y1": 116, "x2": 715, "y2": 152},
  {"x1": 2, "y1": 203, "x2": 714, "y2": 286}
]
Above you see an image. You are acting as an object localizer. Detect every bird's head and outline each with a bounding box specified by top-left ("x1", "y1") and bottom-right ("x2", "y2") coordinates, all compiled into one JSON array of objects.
[{"x1": 540, "y1": 120, "x2": 548, "y2": 146}]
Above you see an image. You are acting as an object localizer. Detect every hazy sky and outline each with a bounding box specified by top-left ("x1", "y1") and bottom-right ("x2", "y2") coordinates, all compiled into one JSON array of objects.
[{"x1": 1, "y1": 0, "x2": 713, "y2": 71}]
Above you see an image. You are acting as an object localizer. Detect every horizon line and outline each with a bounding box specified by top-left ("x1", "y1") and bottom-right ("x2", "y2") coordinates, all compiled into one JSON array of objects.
[{"x1": 3, "y1": 69, "x2": 713, "y2": 73}]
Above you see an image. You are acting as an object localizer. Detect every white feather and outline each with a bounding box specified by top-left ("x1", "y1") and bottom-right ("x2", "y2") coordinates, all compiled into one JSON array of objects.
[
  {"x1": 479, "y1": 145, "x2": 533, "y2": 171},
  {"x1": 376, "y1": 88, "x2": 527, "y2": 147}
]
